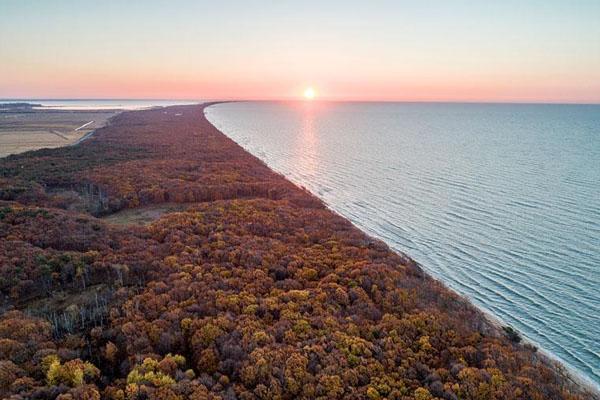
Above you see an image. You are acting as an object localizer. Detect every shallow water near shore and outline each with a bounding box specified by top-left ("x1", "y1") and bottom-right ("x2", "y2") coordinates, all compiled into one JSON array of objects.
[{"x1": 206, "y1": 101, "x2": 600, "y2": 388}]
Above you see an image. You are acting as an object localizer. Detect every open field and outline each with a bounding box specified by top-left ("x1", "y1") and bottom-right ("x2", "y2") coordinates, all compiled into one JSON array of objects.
[
  {"x1": 101, "y1": 203, "x2": 191, "y2": 225},
  {"x1": 0, "y1": 109, "x2": 117, "y2": 157}
]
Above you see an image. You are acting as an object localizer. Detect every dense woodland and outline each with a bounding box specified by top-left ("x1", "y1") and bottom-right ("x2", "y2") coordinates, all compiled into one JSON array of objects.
[{"x1": 0, "y1": 104, "x2": 593, "y2": 399}]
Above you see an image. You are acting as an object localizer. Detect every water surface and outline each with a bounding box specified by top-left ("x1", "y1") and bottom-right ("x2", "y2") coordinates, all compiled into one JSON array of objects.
[
  {"x1": 206, "y1": 101, "x2": 600, "y2": 387},
  {"x1": 0, "y1": 99, "x2": 198, "y2": 110}
]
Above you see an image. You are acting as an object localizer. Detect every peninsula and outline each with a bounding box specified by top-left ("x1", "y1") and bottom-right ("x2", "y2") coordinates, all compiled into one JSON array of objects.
[{"x1": 0, "y1": 104, "x2": 593, "y2": 399}]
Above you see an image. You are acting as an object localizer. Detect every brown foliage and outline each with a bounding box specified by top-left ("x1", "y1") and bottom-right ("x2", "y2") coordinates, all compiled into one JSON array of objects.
[{"x1": 0, "y1": 104, "x2": 590, "y2": 399}]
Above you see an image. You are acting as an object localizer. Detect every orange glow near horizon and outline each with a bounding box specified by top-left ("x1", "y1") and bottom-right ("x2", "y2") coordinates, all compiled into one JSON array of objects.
[
  {"x1": 2, "y1": 70, "x2": 600, "y2": 104},
  {"x1": 1, "y1": 2, "x2": 599, "y2": 103},
  {"x1": 2, "y1": 66, "x2": 599, "y2": 103}
]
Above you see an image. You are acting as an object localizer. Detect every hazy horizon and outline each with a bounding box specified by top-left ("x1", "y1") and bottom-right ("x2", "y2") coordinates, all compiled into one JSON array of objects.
[
  {"x1": 2, "y1": 98, "x2": 600, "y2": 106},
  {"x1": 2, "y1": 0, "x2": 599, "y2": 103}
]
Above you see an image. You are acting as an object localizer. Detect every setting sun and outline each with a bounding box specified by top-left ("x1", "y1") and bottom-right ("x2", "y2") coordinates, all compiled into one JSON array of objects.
[{"x1": 304, "y1": 87, "x2": 316, "y2": 100}]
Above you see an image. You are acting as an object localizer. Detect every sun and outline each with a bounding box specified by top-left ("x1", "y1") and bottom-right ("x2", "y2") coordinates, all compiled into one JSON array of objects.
[{"x1": 303, "y1": 87, "x2": 316, "y2": 100}]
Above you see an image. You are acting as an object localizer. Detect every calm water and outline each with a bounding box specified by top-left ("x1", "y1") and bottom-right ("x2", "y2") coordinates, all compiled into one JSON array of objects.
[
  {"x1": 0, "y1": 99, "x2": 199, "y2": 110},
  {"x1": 206, "y1": 101, "x2": 600, "y2": 387}
]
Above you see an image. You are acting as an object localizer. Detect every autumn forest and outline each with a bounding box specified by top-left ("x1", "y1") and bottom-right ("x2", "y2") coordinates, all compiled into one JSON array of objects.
[{"x1": 0, "y1": 104, "x2": 591, "y2": 399}]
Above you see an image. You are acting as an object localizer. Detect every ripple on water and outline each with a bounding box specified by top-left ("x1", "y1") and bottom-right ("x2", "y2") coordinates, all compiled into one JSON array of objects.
[{"x1": 205, "y1": 102, "x2": 600, "y2": 389}]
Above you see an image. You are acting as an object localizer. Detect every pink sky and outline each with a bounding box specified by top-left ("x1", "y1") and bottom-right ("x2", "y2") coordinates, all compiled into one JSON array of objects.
[{"x1": 1, "y1": 1, "x2": 599, "y2": 103}]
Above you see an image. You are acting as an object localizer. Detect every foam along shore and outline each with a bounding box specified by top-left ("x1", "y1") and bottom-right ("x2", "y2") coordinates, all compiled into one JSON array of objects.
[
  {"x1": 460, "y1": 292, "x2": 600, "y2": 395},
  {"x1": 203, "y1": 103, "x2": 600, "y2": 397},
  {"x1": 0, "y1": 103, "x2": 596, "y2": 399}
]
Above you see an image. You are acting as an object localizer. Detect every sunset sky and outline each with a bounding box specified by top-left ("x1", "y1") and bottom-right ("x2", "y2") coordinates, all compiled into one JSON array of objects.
[{"x1": 1, "y1": 0, "x2": 599, "y2": 103}]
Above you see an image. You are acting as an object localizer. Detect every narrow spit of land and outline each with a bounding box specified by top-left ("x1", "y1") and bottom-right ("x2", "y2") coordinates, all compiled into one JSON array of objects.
[{"x1": 0, "y1": 104, "x2": 595, "y2": 399}]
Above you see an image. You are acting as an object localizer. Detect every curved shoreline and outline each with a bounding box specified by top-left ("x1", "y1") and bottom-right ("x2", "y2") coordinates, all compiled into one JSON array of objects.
[
  {"x1": 0, "y1": 102, "x2": 596, "y2": 398},
  {"x1": 203, "y1": 102, "x2": 600, "y2": 397}
]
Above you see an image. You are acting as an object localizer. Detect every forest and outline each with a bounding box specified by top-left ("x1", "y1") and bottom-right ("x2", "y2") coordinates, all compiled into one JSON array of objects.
[{"x1": 0, "y1": 104, "x2": 593, "y2": 399}]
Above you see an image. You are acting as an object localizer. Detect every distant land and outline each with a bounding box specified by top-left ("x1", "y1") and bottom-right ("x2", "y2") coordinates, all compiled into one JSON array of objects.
[
  {"x1": 0, "y1": 102, "x2": 43, "y2": 110},
  {"x1": 0, "y1": 103, "x2": 117, "y2": 158},
  {"x1": 0, "y1": 104, "x2": 595, "y2": 399}
]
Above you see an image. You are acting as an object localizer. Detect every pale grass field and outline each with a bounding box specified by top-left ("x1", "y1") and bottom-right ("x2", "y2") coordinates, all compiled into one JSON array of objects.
[
  {"x1": 101, "y1": 203, "x2": 190, "y2": 226},
  {"x1": 0, "y1": 110, "x2": 117, "y2": 157}
]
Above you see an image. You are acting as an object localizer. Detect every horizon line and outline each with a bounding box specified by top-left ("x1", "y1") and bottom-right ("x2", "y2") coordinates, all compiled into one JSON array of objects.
[{"x1": 2, "y1": 97, "x2": 600, "y2": 106}]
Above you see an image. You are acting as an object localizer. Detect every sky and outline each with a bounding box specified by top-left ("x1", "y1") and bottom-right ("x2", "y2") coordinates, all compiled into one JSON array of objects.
[{"x1": 1, "y1": 0, "x2": 599, "y2": 103}]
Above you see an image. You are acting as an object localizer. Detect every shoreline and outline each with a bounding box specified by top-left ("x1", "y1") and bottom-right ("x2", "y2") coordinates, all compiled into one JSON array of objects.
[
  {"x1": 0, "y1": 103, "x2": 189, "y2": 158},
  {"x1": 0, "y1": 107, "x2": 119, "y2": 158},
  {"x1": 468, "y1": 294, "x2": 600, "y2": 394},
  {"x1": 69, "y1": 111, "x2": 123, "y2": 147},
  {"x1": 0, "y1": 103, "x2": 596, "y2": 398},
  {"x1": 202, "y1": 102, "x2": 600, "y2": 396}
]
